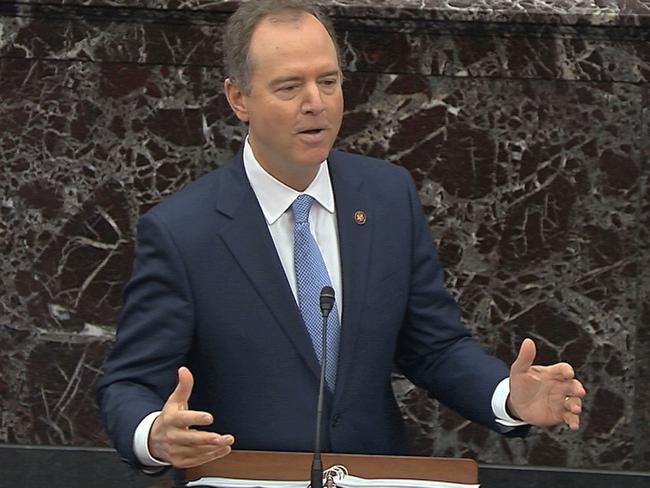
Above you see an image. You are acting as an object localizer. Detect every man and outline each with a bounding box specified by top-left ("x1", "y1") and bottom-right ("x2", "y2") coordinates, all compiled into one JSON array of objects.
[{"x1": 97, "y1": 0, "x2": 586, "y2": 472}]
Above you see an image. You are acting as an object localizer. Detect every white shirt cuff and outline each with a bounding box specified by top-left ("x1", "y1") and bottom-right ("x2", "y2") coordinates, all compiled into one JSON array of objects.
[
  {"x1": 133, "y1": 411, "x2": 171, "y2": 467},
  {"x1": 492, "y1": 377, "x2": 528, "y2": 427}
]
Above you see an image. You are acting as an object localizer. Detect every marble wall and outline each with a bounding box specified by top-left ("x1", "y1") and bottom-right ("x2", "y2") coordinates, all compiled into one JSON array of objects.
[{"x1": 1, "y1": 0, "x2": 648, "y2": 472}]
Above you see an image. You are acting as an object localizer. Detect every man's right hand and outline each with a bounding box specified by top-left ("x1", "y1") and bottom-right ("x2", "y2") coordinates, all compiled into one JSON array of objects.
[{"x1": 148, "y1": 367, "x2": 235, "y2": 468}]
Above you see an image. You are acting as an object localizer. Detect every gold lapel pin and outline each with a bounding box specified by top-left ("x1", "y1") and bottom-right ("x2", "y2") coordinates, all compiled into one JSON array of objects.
[{"x1": 354, "y1": 210, "x2": 367, "y2": 225}]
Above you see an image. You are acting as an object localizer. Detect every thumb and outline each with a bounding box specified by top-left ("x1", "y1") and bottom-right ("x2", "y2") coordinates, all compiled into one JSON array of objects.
[
  {"x1": 166, "y1": 366, "x2": 194, "y2": 408},
  {"x1": 510, "y1": 338, "x2": 536, "y2": 376}
]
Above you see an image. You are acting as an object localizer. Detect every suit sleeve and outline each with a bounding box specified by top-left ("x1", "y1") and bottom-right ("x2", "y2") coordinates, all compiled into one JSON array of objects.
[
  {"x1": 96, "y1": 211, "x2": 195, "y2": 466},
  {"x1": 394, "y1": 169, "x2": 528, "y2": 435}
]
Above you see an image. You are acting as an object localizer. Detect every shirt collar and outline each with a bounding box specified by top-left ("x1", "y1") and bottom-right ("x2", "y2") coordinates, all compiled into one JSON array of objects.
[{"x1": 242, "y1": 136, "x2": 335, "y2": 225}]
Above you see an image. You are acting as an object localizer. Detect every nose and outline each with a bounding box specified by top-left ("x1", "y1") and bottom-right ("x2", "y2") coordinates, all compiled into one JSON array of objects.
[{"x1": 301, "y1": 82, "x2": 325, "y2": 115}]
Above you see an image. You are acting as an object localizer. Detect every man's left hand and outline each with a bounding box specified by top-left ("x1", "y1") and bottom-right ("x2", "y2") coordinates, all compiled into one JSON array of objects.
[{"x1": 507, "y1": 338, "x2": 586, "y2": 430}]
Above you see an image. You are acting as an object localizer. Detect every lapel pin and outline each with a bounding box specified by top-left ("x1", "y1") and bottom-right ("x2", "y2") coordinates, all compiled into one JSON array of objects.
[{"x1": 354, "y1": 210, "x2": 367, "y2": 225}]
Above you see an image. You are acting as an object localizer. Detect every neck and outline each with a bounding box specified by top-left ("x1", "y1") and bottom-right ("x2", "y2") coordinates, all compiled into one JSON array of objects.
[
  {"x1": 268, "y1": 168, "x2": 318, "y2": 192},
  {"x1": 248, "y1": 141, "x2": 320, "y2": 192}
]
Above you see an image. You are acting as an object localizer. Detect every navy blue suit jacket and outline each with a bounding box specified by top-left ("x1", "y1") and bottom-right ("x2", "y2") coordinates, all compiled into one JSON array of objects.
[{"x1": 97, "y1": 149, "x2": 519, "y2": 467}]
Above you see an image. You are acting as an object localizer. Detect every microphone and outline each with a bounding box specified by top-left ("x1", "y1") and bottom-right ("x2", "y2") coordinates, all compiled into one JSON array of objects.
[
  {"x1": 320, "y1": 286, "x2": 335, "y2": 316},
  {"x1": 311, "y1": 286, "x2": 335, "y2": 488}
]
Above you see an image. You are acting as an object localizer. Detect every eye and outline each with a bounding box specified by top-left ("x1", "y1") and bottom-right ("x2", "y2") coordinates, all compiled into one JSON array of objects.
[{"x1": 278, "y1": 85, "x2": 299, "y2": 93}]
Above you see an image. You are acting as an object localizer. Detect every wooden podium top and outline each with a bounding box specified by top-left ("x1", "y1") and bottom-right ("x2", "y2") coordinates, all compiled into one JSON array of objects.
[{"x1": 186, "y1": 450, "x2": 478, "y2": 484}]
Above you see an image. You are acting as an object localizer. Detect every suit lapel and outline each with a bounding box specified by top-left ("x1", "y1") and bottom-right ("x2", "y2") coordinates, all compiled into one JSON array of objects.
[
  {"x1": 328, "y1": 153, "x2": 373, "y2": 402},
  {"x1": 214, "y1": 155, "x2": 322, "y2": 381}
]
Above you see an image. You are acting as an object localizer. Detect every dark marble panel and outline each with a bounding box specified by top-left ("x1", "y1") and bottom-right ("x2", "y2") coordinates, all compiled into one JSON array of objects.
[
  {"x1": 335, "y1": 73, "x2": 646, "y2": 469},
  {"x1": 328, "y1": 0, "x2": 650, "y2": 27},
  {"x1": 339, "y1": 23, "x2": 650, "y2": 83},
  {"x1": 636, "y1": 85, "x2": 650, "y2": 468},
  {"x1": 0, "y1": 9, "x2": 228, "y2": 66},
  {"x1": 6, "y1": 0, "x2": 650, "y2": 26},
  {"x1": 0, "y1": 57, "x2": 236, "y2": 447},
  {"x1": 3, "y1": 7, "x2": 650, "y2": 84},
  {"x1": 2, "y1": 49, "x2": 648, "y2": 470}
]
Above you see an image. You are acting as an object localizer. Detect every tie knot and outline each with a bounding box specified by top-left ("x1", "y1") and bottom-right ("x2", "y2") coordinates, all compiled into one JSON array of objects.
[{"x1": 292, "y1": 194, "x2": 314, "y2": 224}]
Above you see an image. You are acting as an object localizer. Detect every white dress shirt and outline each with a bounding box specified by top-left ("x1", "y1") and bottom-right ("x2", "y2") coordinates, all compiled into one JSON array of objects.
[
  {"x1": 241, "y1": 138, "x2": 343, "y2": 321},
  {"x1": 133, "y1": 138, "x2": 523, "y2": 467}
]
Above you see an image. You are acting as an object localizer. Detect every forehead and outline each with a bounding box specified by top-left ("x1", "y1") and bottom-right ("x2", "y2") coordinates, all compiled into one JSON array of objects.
[{"x1": 247, "y1": 12, "x2": 339, "y2": 73}]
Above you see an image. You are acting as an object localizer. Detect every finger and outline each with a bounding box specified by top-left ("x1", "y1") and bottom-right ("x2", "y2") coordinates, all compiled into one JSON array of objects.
[
  {"x1": 565, "y1": 396, "x2": 582, "y2": 415},
  {"x1": 554, "y1": 378, "x2": 585, "y2": 399},
  {"x1": 170, "y1": 430, "x2": 235, "y2": 448},
  {"x1": 166, "y1": 409, "x2": 214, "y2": 428},
  {"x1": 175, "y1": 444, "x2": 232, "y2": 465},
  {"x1": 546, "y1": 362, "x2": 576, "y2": 381},
  {"x1": 570, "y1": 379, "x2": 586, "y2": 398},
  {"x1": 563, "y1": 411, "x2": 580, "y2": 431},
  {"x1": 510, "y1": 338, "x2": 536, "y2": 375},
  {"x1": 170, "y1": 444, "x2": 233, "y2": 468},
  {"x1": 166, "y1": 367, "x2": 194, "y2": 408}
]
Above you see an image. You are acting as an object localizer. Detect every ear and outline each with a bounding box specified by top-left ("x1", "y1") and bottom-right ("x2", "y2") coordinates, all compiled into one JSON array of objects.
[{"x1": 224, "y1": 78, "x2": 250, "y2": 123}]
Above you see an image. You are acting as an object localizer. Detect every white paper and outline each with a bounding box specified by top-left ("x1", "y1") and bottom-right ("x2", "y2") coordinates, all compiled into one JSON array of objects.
[{"x1": 187, "y1": 474, "x2": 479, "y2": 488}]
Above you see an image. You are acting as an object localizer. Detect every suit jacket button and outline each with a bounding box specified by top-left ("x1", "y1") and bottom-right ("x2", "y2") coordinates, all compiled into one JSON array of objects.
[{"x1": 331, "y1": 414, "x2": 340, "y2": 428}]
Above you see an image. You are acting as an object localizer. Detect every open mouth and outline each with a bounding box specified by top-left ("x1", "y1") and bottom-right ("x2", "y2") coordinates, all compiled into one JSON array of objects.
[{"x1": 299, "y1": 129, "x2": 324, "y2": 135}]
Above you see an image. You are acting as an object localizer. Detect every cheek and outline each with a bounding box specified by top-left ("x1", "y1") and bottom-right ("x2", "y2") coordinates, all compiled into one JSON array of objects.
[
  {"x1": 262, "y1": 108, "x2": 298, "y2": 135},
  {"x1": 250, "y1": 107, "x2": 293, "y2": 139}
]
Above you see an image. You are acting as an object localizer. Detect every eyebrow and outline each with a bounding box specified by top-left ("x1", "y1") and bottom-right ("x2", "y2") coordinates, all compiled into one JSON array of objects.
[
  {"x1": 270, "y1": 70, "x2": 340, "y2": 86},
  {"x1": 319, "y1": 70, "x2": 341, "y2": 78},
  {"x1": 270, "y1": 75, "x2": 302, "y2": 86}
]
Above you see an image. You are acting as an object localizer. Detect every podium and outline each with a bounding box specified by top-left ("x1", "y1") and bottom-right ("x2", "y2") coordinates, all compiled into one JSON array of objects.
[{"x1": 186, "y1": 450, "x2": 478, "y2": 484}]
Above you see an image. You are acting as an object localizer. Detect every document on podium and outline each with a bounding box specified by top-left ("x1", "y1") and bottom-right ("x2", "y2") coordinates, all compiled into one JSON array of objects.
[{"x1": 187, "y1": 471, "x2": 479, "y2": 488}]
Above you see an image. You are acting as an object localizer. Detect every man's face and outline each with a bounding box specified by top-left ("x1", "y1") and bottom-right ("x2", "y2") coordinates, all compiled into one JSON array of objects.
[{"x1": 227, "y1": 13, "x2": 344, "y2": 190}]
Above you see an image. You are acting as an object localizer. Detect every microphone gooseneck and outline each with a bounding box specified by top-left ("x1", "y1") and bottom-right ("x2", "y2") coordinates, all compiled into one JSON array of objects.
[{"x1": 311, "y1": 286, "x2": 335, "y2": 488}]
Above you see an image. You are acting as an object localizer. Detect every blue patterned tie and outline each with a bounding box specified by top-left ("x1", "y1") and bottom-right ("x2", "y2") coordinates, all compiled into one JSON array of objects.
[{"x1": 292, "y1": 194, "x2": 340, "y2": 391}]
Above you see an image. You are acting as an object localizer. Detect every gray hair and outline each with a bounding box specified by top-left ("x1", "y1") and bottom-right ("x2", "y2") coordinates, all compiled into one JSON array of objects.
[{"x1": 223, "y1": 0, "x2": 341, "y2": 94}]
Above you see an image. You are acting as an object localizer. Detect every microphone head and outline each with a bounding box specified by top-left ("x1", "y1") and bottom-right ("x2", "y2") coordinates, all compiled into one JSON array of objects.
[{"x1": 319, "y1": 286, "x2": 335, "y2": 315}]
